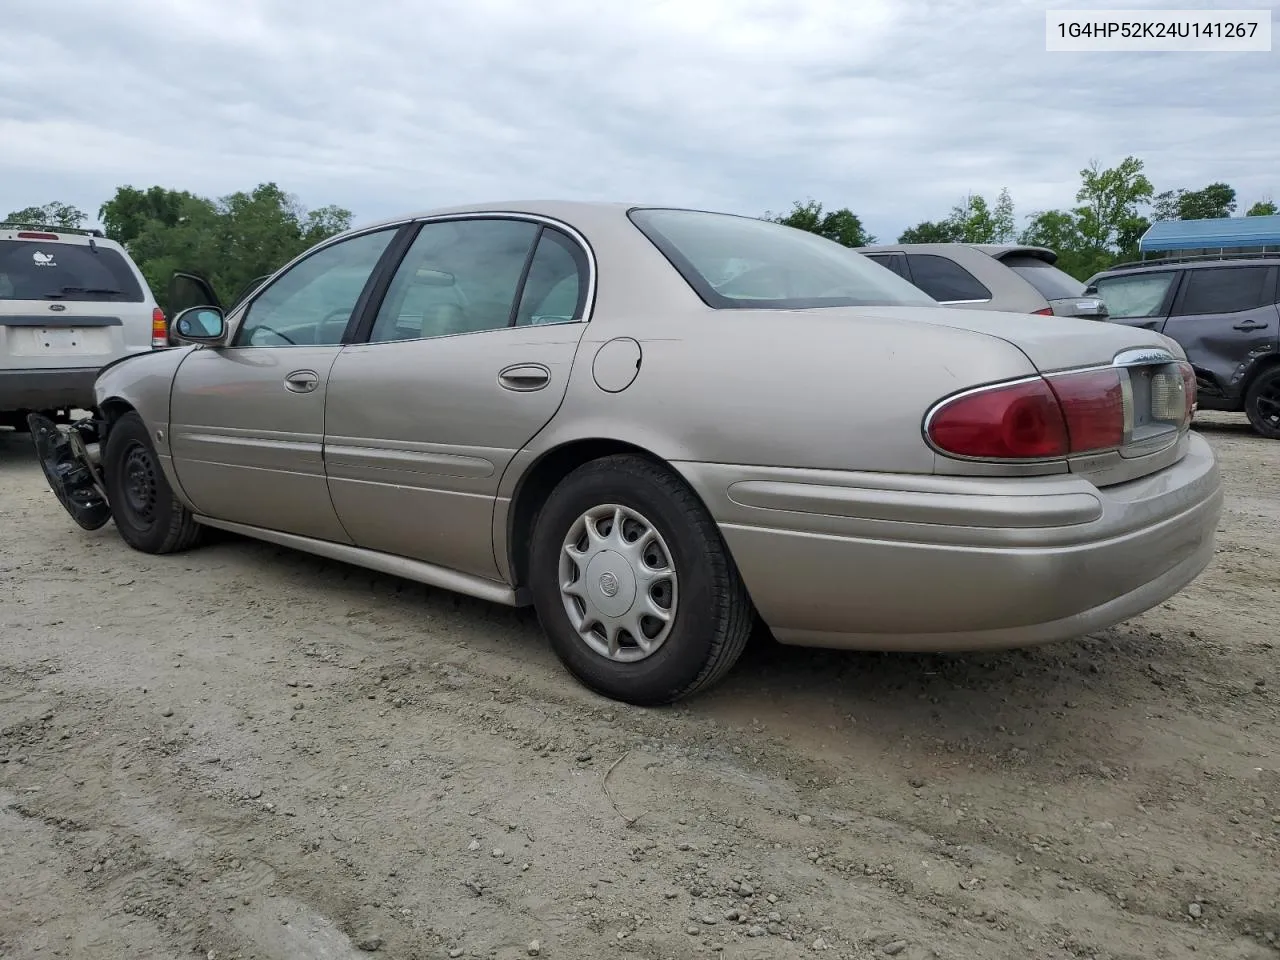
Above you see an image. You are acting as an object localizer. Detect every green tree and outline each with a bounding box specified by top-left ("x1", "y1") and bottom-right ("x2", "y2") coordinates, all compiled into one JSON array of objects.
[
  {"x1": 1151, "y1": 182, "x2": 1237, "y2": 221},
  {"x1": 4, "y1": 201, "x2": 88, "y2": 229},
  {"x1": 943, "y1": 188, "x2": 1016, "y2": 243},
  {"x1": 1073, "y1": 156, "x2": 1154, "y2": 255},
  {"x1": 99, "y1": 186, "x2": 206, "y2": 248},
  {"x1": 765, "y1": 199, "x2": 875, "y2": 247},
  {"x1": 897, "y1": 220, "x2": 956, "y2": 243},
  {"x1": 1247, "y1": 199, "x2": 1278, "y2": 216}
]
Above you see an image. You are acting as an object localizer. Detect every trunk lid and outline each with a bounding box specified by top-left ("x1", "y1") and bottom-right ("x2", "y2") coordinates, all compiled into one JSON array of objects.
[{"x1": 831, "y1": 304, "x2": 1193, "y2": 486}]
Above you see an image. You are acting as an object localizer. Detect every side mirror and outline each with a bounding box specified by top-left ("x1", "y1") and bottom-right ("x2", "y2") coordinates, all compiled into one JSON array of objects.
[
  {"x1": 172, "y1": 306, "x2": 227, "y2": 344},
  {"x1": 1073, "y1": 297, "x2": 1109, "y2": 318}
]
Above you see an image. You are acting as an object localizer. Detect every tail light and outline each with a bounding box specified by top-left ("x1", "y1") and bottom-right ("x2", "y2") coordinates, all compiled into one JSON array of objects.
[
  {"x1": 1178, "y1": 361, "x2": 1197, "y2": 420},
  {"x1": 151, "y1": 307, "x2": 168, "y2": 348},
  {"x1": 926, "y1": 368, "x2": 1127, "y2": 460},
  {"x1": 1031, "y1": 307, "x2": 1054, "y2": 316}
]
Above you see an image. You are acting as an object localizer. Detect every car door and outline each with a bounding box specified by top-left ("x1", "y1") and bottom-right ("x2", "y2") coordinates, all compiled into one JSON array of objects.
[
  {"x1": 323, "y1": 216, "x2": 591, "y2": 580},
  {"x1": 1160, "y1": 264, "x2": 1280, "y2": 398},
  {"x1": 168, "y1": 226, "x2": 403, "y2": 540},
  {"x1": 1090, "y1": 269, "x2": 1182, "y2": 332}
]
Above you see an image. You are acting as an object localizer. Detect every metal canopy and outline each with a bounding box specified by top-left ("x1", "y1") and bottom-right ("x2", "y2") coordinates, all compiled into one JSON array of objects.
[{"x1": 1139, "y1": 214, "x2": 1280, "y2": 252}]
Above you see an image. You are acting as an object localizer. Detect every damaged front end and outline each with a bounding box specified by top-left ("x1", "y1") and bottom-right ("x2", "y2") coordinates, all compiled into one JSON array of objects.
[{"x1": 28, "y1": 413, "x2": 112, "y2": 531}]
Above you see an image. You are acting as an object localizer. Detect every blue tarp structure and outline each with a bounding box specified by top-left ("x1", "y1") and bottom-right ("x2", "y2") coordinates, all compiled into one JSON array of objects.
[{"x1": 1139, "y1": 214, "x2": 1280, "y2": 253}]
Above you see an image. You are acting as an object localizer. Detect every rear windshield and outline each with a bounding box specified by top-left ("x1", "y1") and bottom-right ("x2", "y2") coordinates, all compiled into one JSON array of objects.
[
  {"x1": 628, "y1": 208, "x2": 937, "y2": 310},
  {"x1": 0, "y1": 240, "x2": 145, "y2": 302},
  {"x1": 1002, "y1": 255, "x2": 1086, "y2": 300}
]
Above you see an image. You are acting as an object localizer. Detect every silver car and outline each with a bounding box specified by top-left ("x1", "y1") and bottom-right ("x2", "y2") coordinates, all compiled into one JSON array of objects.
[
  {"x1": 32, "y1": 202, "x2": 1223, "y2": 705},
  {"x1": 856, "y1": 243, "x2": 1109, "y2": 320}
]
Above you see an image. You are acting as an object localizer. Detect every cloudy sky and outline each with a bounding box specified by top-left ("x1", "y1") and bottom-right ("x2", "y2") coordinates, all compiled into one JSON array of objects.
[{"x1": 1, "y1": 0, "x2": 1276, "y2": 241}]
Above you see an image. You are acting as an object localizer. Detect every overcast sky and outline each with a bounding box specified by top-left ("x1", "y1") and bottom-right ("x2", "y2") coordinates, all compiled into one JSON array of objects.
[{"x1": 1, "y1": 0, "x2": 1276, "y2": 241}]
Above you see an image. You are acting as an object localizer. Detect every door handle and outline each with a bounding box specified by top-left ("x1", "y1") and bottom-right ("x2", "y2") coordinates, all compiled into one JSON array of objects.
[
  {"x1": 283, "y1": 370, "x2": 320, "y2": 393},
  {"x1": 1233, "y1": 321, "x2": 1267, "y2": 331},
  {"x1": 498, "y1": 363, "x2": 551, "y2": 392}
]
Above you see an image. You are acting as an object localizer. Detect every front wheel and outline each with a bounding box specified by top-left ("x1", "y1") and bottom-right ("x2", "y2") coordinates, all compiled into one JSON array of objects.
[
  {"x1": 103, "y1": 411, "x2": 205, "y2": 554},
  {"x1": 1244, "y1": 366, "x2": 1280, "y2": 439},
  {"x1": 528, "y1": 455, "x2": 754, "y2": 706}
]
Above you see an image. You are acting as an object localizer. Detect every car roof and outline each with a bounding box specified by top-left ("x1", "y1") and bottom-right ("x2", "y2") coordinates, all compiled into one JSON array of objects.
[
  {"x1": 1090, "y1": 257, "x2": 1280, "y2": 281},
  {"x1": 855, "y1": 242, "x2": 1058, "y2": 265},
  {"x1": 351, "y1": 200, "x2": 668, "y2": 235},
  {"x1": 0, "y1": 224, "x2": 124, "y2": 251}
]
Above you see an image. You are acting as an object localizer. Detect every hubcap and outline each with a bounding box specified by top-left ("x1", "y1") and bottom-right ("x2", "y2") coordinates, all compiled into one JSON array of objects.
[
  {"x1": 122, "y1": 441, "x2": 158, "y2": 525},
  {"x1": 559, "y1": 504, "x2": 678, "y2": 663}
]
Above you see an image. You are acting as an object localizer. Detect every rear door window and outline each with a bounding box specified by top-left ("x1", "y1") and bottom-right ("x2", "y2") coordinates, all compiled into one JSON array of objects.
[
  {"x1": 0, "y1": 240, "x2": 145, "y2": 302},
  {"x1": 903, "y1": 254, "x2": 991, "y2": 302},
  {"x1": 1171, "y1": 266, "x2": 1276, "y2": 316},
  {"x1": 1092, "y1": 272, "x2": 1178, "y2": 319},
  {"x1": 1001, "y1": 255, "x2": 1086, "y2": 300},
  {"x1": 863, "y1": 252, "x2": 910, "y2": 280}
]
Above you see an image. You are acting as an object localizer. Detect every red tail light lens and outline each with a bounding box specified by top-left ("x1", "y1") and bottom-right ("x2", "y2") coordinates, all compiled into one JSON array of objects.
[
  {"x1": 1031, "y1": 307, "x2": 1054, "y2": 316},
  {"x1": 927, "y1": 368, "x2": 1127, "y2": 461},
  {"x1": 1178, "y1": 361, "x2": 1197, "y2": 420},
  {"x1": 151, "y1": 307, "x2": 168, "y2": 348},
  {"x1": 927, "y1": 378, "x2": 1069, "y2": 459},
  {"x1": 1045, "y1": 369, "x2": 1126, "y2": 452}
]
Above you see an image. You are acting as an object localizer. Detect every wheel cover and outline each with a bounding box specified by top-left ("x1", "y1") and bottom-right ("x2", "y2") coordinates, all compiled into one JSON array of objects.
[
  {"x1": 558, "y1": 503, "x2": 679, "y2": 663},
  {"x1": 122, "y1": 441, "x2": 159, "y2": 527},
  {"x1": 1253, "y1": 376, "x2": 1280, "y2": 430}
]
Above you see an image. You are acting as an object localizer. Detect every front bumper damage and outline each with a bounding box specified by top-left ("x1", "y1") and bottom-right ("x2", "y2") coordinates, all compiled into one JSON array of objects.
[{"x1": 28, "y1": 412, "x2": 113, "y2": 530}]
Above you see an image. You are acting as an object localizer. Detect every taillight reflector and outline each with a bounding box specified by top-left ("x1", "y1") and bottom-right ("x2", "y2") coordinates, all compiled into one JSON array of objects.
[
  {"x1": 17, "y1": 230, "x2": 59, "y2": 240},
  {"x1": 1178, "y1": 361, "x2": 1197, "y2": 420},
  {"x1": 927, "y1": 368, "x2": 1127, "y2": 461},
  {"x1": 151, "y1": 307, "x2": 168, "y2": 348},
  {"x1": 1031, "y1": 307, "x2": 1054, "y2": 316}
]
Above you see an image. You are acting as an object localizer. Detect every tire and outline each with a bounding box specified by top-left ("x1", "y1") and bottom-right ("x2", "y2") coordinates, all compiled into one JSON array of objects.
[
  {"x1": 103, "y1": 411, "x2": 204, "y2": 554},
  {"x1": 1244, "y1": 365, "x2": 1280, "y2": 439},
  {"x1": 528, "y1": 454, "x2": 754, "y2": 706}
]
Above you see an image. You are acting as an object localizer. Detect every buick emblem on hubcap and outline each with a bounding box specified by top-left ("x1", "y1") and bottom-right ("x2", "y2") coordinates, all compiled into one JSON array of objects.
[{"x1": 598, "y1": 571, "x2": 620, "y2": 597}]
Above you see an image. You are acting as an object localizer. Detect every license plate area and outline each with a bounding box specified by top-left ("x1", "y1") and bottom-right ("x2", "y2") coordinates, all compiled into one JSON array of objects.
[{"x1": 8, "y1": 326, "x2": 112, "y2": 357}]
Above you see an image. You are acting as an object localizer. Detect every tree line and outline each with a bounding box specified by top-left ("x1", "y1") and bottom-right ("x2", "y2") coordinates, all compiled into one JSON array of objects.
[
  {"x1": 5, "y1": 184, "x2": 352, "y2": 310},
  {"x1": 6, "y1": 157, "x2": 1277, "y2": 310},
  {"x1": 767, "y1": 156, "x2": 1277, "y2": 280}
]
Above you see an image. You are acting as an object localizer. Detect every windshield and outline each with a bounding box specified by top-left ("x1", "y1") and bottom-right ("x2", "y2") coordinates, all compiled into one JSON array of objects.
[
  {"x1": 0, "y1": 240, "x2": 145, "y2": 302},
  {"x1": 1002, "y1": 255, "x2": 1087, "y2": 300},
  {"x1": 1092, "y1": 271, "x2": 1177, "y2": 318},
  {"x1": 629, "y1": 208, "x2": 937, "y2": 310}
]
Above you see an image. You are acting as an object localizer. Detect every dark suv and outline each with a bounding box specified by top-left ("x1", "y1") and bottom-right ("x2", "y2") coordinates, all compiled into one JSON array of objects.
[{"x1": 1086, "y1": 256, "x2": 1280, "y2": 438}]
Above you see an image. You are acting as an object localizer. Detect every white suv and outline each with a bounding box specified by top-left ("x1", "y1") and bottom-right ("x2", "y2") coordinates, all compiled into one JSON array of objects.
[{"x1": 1, "y1": 223, "x2": 165, "y2": 429}]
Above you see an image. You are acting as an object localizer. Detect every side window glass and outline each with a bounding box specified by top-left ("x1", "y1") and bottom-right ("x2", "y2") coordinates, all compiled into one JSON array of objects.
[
  {"x1": 1173, "y1": 266, "x2": 1273, "y2": 316},
  {"x1": 904, "y1": 254, "x2": 991, "y2": 302},
  {"x1": 514, "y1": 229, "x2": 589, "y2": 326},
  {"x1": 369, "y1": 219, "x2": 539, "y2": 343},
  {"x1": 237, "y1": 229, "x2": 395, "y2": 347},
  {"x1": 1093, "y1": 272, "x2": 1177, "y2": 318}
]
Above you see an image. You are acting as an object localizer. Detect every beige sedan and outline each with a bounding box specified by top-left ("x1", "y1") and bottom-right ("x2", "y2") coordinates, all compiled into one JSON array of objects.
[{"x1": 32, "y1": 202, "x2": 1224, "y2": 705}]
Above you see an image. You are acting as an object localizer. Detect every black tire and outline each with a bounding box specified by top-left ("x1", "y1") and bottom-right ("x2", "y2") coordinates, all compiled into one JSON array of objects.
[
  {"x1": 528, "y1": 454, "x2": 754, "y2": 706},
  {"x1": 1244, "y1": 365, "x2": 1280, "y2": 439},
  {"x1": 103, "y1": 411, "x2": 204, "y2": 554}
]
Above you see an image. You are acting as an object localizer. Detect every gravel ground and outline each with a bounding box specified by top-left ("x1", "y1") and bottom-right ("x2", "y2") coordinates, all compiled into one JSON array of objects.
[{"x1": 1, "y1": 413, "x2": 1278, "y2": 960}]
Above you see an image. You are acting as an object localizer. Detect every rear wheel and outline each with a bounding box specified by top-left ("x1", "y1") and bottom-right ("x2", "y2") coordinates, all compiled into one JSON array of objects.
[
  {"x1": 1244, "y1": 366, "x2": 1280, "y2": 439},
  {"x1": 103, "y1": 411, "x2": 204, "y2": 553},
  {"x1": 528, "y1": 455, "x2": 754, "y2": 706}
]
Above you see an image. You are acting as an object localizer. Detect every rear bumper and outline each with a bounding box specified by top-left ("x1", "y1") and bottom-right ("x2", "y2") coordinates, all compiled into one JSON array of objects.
[
  {"x1": 0, "y1": 366, "x2": 99, "y2": 412},
  {"x1": 675, "y1": 431, "x2": 1223, "y2": 651}
]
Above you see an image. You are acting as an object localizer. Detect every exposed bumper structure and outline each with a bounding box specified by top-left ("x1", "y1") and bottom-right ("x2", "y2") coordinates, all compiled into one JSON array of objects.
[{"x1": 677, "y1": 431, "x2": 1223, "y2": 651}]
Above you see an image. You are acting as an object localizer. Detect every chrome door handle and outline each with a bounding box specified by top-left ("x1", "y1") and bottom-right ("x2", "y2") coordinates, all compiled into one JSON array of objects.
[
  {"x1": 498, "y1": 363, "x2": 551, "y2": 392},
  {"x1": 284, "y1": 370, "x2": 320, "y2": 393}
]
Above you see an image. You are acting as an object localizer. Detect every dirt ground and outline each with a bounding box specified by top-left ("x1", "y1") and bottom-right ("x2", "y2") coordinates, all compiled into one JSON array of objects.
[{"x1": 1, "y1": 414, "x2": 1277, "y2": 960}]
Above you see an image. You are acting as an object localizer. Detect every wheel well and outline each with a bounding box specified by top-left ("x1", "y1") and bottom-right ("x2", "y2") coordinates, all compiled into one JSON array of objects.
[
  {"x1": 98, "y1": 398, "x2": 136, "y2": 425},
  {"x1": 1242, "y1": 354, "x2": 1280, "y2": 398},
  {"x1": 506, "y1": 438, "x2": 671, "y2": 590}
]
